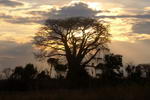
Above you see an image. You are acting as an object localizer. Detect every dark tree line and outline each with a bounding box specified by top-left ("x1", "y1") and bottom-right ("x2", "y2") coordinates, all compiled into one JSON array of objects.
[
  {"x1": 0, "y1": 54, "x2": 150, "y2": 91},
  {"x1": 1, "y1": 53, "x2": 150, "y2": 81},
  {"x1": 8, "y1": 64, "x2": 50, "y2": 80}
]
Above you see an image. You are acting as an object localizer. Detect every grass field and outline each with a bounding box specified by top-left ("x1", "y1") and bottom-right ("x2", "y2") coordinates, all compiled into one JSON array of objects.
[{"x1": 0, "y1": 84, "x2": 150, "y2": 100}]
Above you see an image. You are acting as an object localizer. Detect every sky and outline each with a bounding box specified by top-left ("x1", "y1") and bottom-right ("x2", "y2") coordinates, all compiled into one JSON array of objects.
[{"x1": 0, "y1": 0, "x2": 150, "y2": 70}]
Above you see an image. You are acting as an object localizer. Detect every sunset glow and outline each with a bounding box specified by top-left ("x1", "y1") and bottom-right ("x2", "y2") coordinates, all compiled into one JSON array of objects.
[
  {"x1": 87, "y1": 2, "x2": 102, "y2": 11},
  {"x1": 0, "y1": 0, "x2": 150, "y2": 69}
]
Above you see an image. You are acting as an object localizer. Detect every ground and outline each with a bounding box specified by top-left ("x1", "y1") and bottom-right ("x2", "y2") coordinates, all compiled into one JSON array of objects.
[{"x1": 0, "y1": 84, "x2": 150, "y2": 100}]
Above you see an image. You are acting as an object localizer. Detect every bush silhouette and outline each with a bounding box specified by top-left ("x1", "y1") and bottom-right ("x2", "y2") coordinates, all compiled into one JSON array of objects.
[{"x1": 10, "y1": 64, "x2": 37, "y2": 80}]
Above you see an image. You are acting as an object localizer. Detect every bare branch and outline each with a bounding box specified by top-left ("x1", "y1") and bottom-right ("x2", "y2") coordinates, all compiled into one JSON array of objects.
[{"x1": 83, "y1": 49, "x2": 100, "y2": 66}]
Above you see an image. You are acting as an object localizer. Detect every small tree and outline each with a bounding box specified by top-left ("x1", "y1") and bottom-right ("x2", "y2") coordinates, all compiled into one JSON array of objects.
[
  {"x1": 3, "y1": 68, "x2": 12, "y2": 79},
  {"x1": 34, "y1": 17, "x2": 110, "y2": 80},
  {"x1": 36, "y1": 71, "x2": 50, "y2": 80},
  {"x1": 102, "y1": 54, "x2": 123, "y2": 80},
  {"x1": 10, "y1": 66, "x2": 24, "y2": 80},
  {"x1": 23, "y1": 64, "x2": 37, "y2": 80},
  {"x1": 10, "y1": 64, "x2": 37, "y2": 80},
  {"x1": 105, "y1": 54, "x2": 123, "y2": 69}
]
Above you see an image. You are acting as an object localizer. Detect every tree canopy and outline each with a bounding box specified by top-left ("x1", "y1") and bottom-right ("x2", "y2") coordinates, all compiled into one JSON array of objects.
[{"x1": 34, "y1": 17, "x2": 110, "y2": 79}]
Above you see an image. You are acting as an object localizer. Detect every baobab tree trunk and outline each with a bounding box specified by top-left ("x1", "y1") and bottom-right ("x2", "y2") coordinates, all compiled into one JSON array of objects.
[
  {"x1": 49, "y1": 64, "x2": 53, "y2": 78},
  {"x1": 66, "y1": 62, "x2": 89, "y2": 80}
]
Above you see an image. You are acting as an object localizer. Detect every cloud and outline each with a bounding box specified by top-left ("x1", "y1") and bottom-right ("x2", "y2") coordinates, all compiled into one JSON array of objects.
[
  {"x1": 110, "y1": 40, "x2": 150, "y2": 64},
  {"x1": 0, "y1": 13, "x2": 12, "y2": 19},
  {"x1": 28, "y1": 11, "x2": 49, "y2": 17},
  {"x1": 132, "y1": 22, "x2": 150, "y2": 34},
  {"x1": 0, "y1": 0, "x2": 150, "y2": 25},
  {"x1": 0, "y1": 40, "x2": 49, "y2": 71},
  {"x1": 0, "y1": 2, "x2": 103, "y2": 24},
  {"x1": 0, "y1": 0, "x2": 24, "y2": 7},
  {"x1": 102, "y1": 0, "x2": 150, "y2": 9},
  {"x1": 28, "y1": 2, "x2": 102, "y2": 20},
  {"x1": 96, "y1": 14, "x2": 150, "y2": 19},
  {"x1": 47, "y1": 2, "x2": 101, "y2": 19},
  {"x1": 5, "y1": 17, "x2": 44, "y2": 24},
  {"x1": 0, "y1": 41, "x2": 34, "y2": 70},
  {"x1": 48, "y1": 2, "x2": 150, "y2": 19},
  {"x1": 1, "y1": 1, "x2": 150, "y2": 25},
  {"x1": 0, "y1": 12, "x2": 44, "y2": 24}
]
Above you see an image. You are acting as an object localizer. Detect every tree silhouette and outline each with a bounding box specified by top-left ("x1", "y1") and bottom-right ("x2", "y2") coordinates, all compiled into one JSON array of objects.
[
  {"x1": 34, "y1": 17, "x2": 110, "y2": 80},
  {"x1": 36, "y1": 71, "x2": 50, "y2": 80},
  {"x1": 10, "y1": 64, "x2": 37, "y2": 80},
  {"x1": 23, "y1": 64, "x2": 37, "y2": 80},
  {"x1": 105, "y1": 54, "x2": 123, "y2": 69},
  {"x1": 102, "y1": 54, "x2": 123, "y2": 80},
  {"x1": 3, "y1": 68, "x2": 13, "y2": 79},
  {"x1": 125, "y1": 63, "x2": 136, "y2": 79},
  {"x1": 137, "y1": 64, "x2": 150, "y2": 79},
  {"x1": 10, "y1": 66, "x2": 24, "y2": 80}
]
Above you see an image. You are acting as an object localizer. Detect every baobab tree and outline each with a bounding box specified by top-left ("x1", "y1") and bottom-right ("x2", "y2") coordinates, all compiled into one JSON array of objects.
[{"x1": 34, "y1": 17, "x2": 110, "y2": 80}]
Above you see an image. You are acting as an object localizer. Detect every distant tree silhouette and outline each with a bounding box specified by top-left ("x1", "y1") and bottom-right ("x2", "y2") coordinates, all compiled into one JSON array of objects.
[
  {"x1": 102, "y1": 54, "x2": 123, "y2": 80},
  {"x1": 3, "y1": 68, "x2": 13, "y2": 79},
  {"x1": 137, "y1": 64, "x2": 150, "y2": 79},
  {"x1": 10, "y1": 66, "x2": 24, "y2": 80},
  {"x1": 125, "y1": 63, "x2": 136, "y2": 78},
  {"x1": 105, "y1": 54, "x2": 122, "y2": 69},
  {"x1": 134, "y1": 66, "x2": 142, "y2": 79},
  {"x1": 0, "y1": 73, "x2": 3, "y2": 80},
  {"x1": 36, "y1": 71, "x2": 50, "y2": 80},
  {"x1": 10, "y1": 64, "x2": 37, "y2": 80},
  {"x1": 34, "y1": 17, "x2": 110, "y2": 80},
  {"x1": 23, "y1": 64, "x2": 37, "y2": 80},
  {"x1": 126, "y1": 65, "x2": 132, "y2": 76}
]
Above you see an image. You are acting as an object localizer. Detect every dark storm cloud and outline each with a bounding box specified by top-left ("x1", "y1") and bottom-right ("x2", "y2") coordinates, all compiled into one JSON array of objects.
[
  {"x1": 132, "y1": 22, "x2": 150, "y2": 34},
  {"x1": 28, "y1": 2, "x2": 102, "y2": 20},
  {"x1": 47, "y1": 2, "x2": 101, "y2": 19},
  {"x1": 0, "y1": 0, "x2": 24, "y2": 7},
  {"x1": 0, "y1": 41, "x2": 34, "y2": 70}
]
